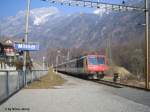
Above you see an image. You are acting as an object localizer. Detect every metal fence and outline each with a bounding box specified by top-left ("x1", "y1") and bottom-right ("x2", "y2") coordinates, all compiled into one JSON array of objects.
[{"x1": 0, "y1": 70, "x2": 48, "y2": 104}]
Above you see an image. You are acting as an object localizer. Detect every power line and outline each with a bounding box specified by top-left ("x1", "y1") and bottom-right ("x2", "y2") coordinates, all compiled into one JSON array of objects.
[{"x1": 41, "y1": 0, "x2": 145, "y2": 12}]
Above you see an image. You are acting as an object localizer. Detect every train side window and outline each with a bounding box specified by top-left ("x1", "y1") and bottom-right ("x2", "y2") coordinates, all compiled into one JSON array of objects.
[{"x1": 77, "y1": 58, "x2": 83, "y2": 68}]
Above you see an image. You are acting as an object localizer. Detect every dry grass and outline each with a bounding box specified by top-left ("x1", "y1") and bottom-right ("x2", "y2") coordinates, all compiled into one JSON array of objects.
[
  {"x1": 25, "y1": 68, "x2": 66, "y2": 89},
  {"x1": 103, "y1": 76, "x2": 113, "y2": 81}
]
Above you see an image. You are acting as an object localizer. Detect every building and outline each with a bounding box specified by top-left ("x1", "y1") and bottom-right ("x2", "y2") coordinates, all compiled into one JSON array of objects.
[
  {"x1": 3, "y1": 39, "x2": 16, "y2": 67},
  {"x1": 0, "y1": 39, "x2": 20, "y2": 70},
  {"x1": 0, "y1": 42, "x2": 6, "y2": 69},
  {"x1": 0, "y1": 39, "x2": 33, "y2": 70}
]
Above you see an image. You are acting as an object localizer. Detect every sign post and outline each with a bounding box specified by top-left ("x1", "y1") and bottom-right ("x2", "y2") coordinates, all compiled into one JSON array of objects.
[{"x1": 14, "y1": 42, "x2": 40, "y2": 87}]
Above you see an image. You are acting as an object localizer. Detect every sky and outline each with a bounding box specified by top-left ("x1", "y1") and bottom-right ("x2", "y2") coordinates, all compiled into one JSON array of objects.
[{"x1": 0, "y1": 0, "x2": 123, "y2": 18}]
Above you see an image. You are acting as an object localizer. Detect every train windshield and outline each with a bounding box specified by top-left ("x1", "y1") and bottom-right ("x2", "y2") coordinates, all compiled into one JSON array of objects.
[
  {"x1": 88, "y1": 57, "x2": 98, "y2": 65},
  {"x1": 97, "y1": 57, "x2": 105, "y2": 64},
  {"x1": 88, "y1": 56, "x2": 105, "y2": 65}
]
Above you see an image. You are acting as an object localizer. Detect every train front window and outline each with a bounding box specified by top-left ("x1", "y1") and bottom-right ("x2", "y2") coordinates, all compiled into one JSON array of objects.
[
  {"x1": 97, "y1": 57, "x2": 105, "y2": 64},
  {"x1": 88, "y1": 57, "x2": 97, "y2": 65}
]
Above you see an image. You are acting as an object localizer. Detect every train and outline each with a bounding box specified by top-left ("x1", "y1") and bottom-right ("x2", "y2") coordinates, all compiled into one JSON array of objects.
[{"x1": 54, "y1": 54, "x2": 109, "y2": 79}]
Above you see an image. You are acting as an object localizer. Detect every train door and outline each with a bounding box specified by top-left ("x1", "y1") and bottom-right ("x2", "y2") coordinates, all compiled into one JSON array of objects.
[{"x1": 83, "y1": 57, "x2": 88, "y2": 73}]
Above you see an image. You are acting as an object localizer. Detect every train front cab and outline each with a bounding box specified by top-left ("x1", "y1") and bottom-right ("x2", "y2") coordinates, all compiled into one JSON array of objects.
[{"x1": 86, "y1": 55, "x2": 108, "y2": 79}]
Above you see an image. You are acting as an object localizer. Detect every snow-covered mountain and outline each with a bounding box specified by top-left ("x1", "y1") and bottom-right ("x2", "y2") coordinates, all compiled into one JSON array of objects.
[
  {"x1": 0, "y1": 7, "x2": 105, "y2": 49},
  {"x1": 30, "y1": 7, "x2": 59, "y2": 26},
  {"x1": 0, "y1": 7, "x2": 64, "y2": 37},
  {"x1": 0, "y1": 0, "x2": 147, "y2": 51},
  {"x1": 0, "y1": 0, "x2": 148, "y2": 76}
]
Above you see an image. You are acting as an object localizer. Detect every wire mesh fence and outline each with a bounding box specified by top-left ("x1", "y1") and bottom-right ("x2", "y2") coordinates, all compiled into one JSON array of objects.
[{"x1": 0, "y1": 70, "x2": 48, "y2": 104}]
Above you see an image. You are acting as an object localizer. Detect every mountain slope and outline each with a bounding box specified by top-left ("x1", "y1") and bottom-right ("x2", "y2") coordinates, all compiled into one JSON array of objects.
[{"x1": 0, "y1": 1, "x2": 148, "y2": 50}]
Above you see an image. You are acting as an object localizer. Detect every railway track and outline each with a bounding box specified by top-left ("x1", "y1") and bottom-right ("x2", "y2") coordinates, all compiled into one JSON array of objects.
[
  {"x1": 93, "y1": 79, "x2": 150, "y2": 91},
  {"x1": 58, "y1": 71, "x2": 150, "y2": 91},
  {"x1": 93, "y1": 80, "x2": 123, "y2": 88}
]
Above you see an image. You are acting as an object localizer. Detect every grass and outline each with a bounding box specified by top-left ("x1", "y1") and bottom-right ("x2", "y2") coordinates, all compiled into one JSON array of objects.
[{"x1": 25, "y1": 68, "x2": 66, "y2": 89}]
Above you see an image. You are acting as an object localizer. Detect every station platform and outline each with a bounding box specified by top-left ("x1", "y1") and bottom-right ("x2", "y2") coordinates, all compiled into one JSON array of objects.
[{"x1": 0, "y1": 73, "x2": 150, "y2": 112}]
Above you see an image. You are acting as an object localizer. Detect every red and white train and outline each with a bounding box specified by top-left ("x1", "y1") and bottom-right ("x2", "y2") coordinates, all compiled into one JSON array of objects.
[{"x1": 54, "y1": 54, "x2": 109, "y2": 79}]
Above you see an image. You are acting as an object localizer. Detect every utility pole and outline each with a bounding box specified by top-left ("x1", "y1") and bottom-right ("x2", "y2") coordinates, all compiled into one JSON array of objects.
[
  {"x1": 105, "y1": 38, "x2": 112, "y2": 66},
  {"x1": 0, "y1": 25, "x2": 1, "y2": 39},
  {"x1": 56, "y1": 55, "x2": 58, "y2": 73},
  {"x1": 43, "y1": 56, "x2": 45, "y2": 70},
  {"x1": 55, "y1": 50, "x2": 60, "y2": 73},
  {"x1": 107, "y1": 38, "x2": 113, "y2": 66},
  {"x1": 23, "y1": 0, "x2": 31, "y2": 86},
  {"x1": 67, "y1": 50, "x2": 70, "y2": 61},
  {"x1": 145, "y1": 0, "x2": 149, "y2": 89}
]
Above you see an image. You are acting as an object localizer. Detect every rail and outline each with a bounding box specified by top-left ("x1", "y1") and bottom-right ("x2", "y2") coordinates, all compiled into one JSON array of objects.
[
  {"x1": 0, "y1": 69, "x2": 48, "y2": 104},
  {"x1": 94, "y1": 79, "x2": 150, "y2": 91},
  {"x1": 59, "y1": 71, "x2": 150, "y2": 91}
]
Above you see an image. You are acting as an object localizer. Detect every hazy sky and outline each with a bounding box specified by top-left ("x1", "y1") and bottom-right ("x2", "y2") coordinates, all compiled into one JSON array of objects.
[{"x1": 0, "y1": 0, "x2": 124, "y2": 17}]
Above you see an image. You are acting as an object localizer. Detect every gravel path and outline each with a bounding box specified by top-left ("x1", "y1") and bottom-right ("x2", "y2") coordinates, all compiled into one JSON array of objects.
[{"x1": 0, "y1": 73, "x2": 150, "y2": 112}]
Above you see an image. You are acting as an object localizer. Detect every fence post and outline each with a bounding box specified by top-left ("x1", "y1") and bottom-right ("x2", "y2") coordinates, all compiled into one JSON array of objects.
[
  {"x1": 17, "y1": 71, "x2": 19, "y2": 90},
  {"x1": 17, "y1": 70, "x2": 22, "y2": 89},
  {"x1": 21, "y1": 71, "x2": 23, "y2": 88},
  {"x1": 35, "y1": 71, "x2": 37, "y2": 80},
  {"x1": 23, "y1": 70, "x2": 26, "y2": 87},
  {"x1": 25, "y1": 70, "x2": 27, "y2": 86},
  {"x1": 6, "y1": 71, "x2": 9, "y2": 96},
  {"x1": 31, "y1": 71, "x2": 33, "y2": 82}
]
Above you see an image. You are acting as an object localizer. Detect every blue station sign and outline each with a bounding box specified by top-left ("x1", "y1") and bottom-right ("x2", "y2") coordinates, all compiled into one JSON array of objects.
[{"x1": 14, "y1": 42, "x2": 40, "y2": 51}]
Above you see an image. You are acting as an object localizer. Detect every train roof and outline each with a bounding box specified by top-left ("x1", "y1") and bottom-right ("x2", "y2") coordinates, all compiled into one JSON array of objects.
[{"x1": 87, "y1": 54, "x2": 106, "y2": 57}]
